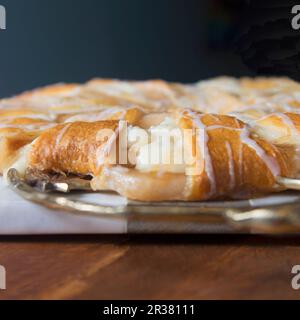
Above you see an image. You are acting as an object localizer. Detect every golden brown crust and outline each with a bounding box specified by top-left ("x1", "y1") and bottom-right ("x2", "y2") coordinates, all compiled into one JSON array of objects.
[{"x1": 30, "y1": 121, "x2": 120, "y2": 176}]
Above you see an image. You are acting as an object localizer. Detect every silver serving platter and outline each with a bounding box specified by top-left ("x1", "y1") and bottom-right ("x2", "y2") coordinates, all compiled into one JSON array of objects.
[{"x1": 7, "y1": 168, "x2": 300, "y2": 234}]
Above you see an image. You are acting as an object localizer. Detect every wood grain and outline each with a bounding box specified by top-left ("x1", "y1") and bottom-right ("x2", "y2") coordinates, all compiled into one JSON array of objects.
[{"x1": 0, "y1": 235, "x2": 300, "y2": 300}]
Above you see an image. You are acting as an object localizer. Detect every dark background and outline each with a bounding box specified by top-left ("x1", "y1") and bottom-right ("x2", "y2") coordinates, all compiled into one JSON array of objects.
[{"x1": 0, "y1": 0, "x2": 298, "y2": 97}]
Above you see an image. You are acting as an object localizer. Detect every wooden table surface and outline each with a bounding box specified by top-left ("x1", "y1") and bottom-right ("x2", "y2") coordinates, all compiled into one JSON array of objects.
[{"x1": 0, "y1": 234, "x2": 300, "y2": 300}]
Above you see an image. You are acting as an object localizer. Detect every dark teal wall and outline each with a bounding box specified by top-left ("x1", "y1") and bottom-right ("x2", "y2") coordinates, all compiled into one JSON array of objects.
[{"x1": 0, "y1": 0, "x2": 297, "y2": 97}]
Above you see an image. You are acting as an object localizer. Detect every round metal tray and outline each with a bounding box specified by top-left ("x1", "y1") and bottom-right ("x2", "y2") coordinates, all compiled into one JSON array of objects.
[{"x1": 7, "y1": 168, "x2": 300, "y2": 234}]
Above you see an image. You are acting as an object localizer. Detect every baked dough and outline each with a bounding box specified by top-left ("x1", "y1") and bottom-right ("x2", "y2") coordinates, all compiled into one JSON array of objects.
[{"x1": 1, "y1": 77, "x2": 300, "y2": 201}]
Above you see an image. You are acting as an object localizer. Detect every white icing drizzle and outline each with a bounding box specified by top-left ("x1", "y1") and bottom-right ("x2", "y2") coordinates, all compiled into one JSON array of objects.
[
  {"x1": 209, "y1": 114, "x2": 220, "y2": 122},
  {"x1": 64, "y1": 108, "x2": 126, "y2": 123},
  {"x1": 225, "y1": 141, "x2": 235, "y2": 190},
  {"x1": 239, "y1": 128, "x2": 280, "y2": 177},
  {"x1": 185, "y1": 110, "x2": 216, "y2": 195},
  {"x1": 207, "y1": 124, "x2": 240, "y2": 131},
  {"x1": 205, "y1": 123, "x2": 281, "y2": 178},
  {"x1": 234, "y1": 117, "x2": 242, "y2": 128},
  {"x1": 50, "y1": 105, "x2": 110, "y2": 114},
  {"x1": 274, "y1": 113, "x2": 299, "y2": 137},
  {"x1": 229, "y1": 112, "x2": 255, "y2": 126},
  {"x1": 0, "y1": 123, "x2": 55, "y2": 131},
  {"x1": 238, "y1": 141, "x2": 243, "y2": 182},
  {"x1": 0, "y1": 113, "x2": 56, "y2": 122},
  {"x1": 54, "y1": 123, "x2": 72, "y2": 151}
]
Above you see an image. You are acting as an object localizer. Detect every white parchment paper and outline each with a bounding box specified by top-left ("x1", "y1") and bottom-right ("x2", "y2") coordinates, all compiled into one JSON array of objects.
[{"x1": 0, "y1": 179, "x2": 128, "y2": 235}]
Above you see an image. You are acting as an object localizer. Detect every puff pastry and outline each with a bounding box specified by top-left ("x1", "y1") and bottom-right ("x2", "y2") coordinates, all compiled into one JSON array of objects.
[{"x1": 1, "y1": 77, "x2": 300, "y2": 201}]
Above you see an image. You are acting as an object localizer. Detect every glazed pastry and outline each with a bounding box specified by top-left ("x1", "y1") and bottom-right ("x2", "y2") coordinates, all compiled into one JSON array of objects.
[
  {"x1": 1, "y1": 77, "x2": 300, "y2": 201},
  {"x1": 90, "y1": 112, "x2": 297, "y2": 201}
]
